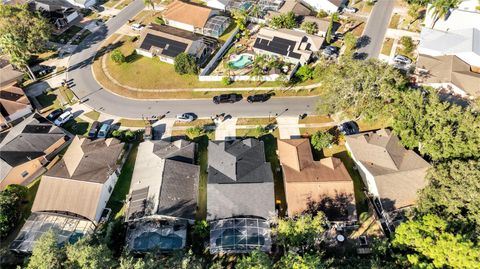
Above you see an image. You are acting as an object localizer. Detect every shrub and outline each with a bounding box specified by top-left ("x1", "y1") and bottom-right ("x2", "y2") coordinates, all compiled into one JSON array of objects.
[
  {"x1": 222, "y1": 76, "x2": 232, "y2": 86},
  {"x1": 0, "y1": 185, "x2": 28, "y2": 238},
  {"x1": 186, "y1": 126, "x2": 203, "y2": 138},
  {"x1": 174, "y1": 53, "x2": 198, "y2": 75},
  {"x1": 269, "y1": 11, "x2": 297, "y2": 29},
  {"x1": 295, "y1": 65, "x2": 314, "y2": 82},
  {"x1": 128, "y1": 35, "x2": 138, "y2": 42},
  {"x1": 255, "y1": 125, "x2": 267, "y2": 137},
  {"x1": 311, "y1": 131, "x2": 334, "y2": 150},
  {"x1": 400, "y1": 36, "x2": 414, "y2": 54},
  {"x1": 300, "y1": 21, "x2": 318, "y2": 35},
  {"x1": 154, "y1": 17, "x2": 165, "y2": 25},
  {"x1": 110, "y1": 49, "x2": 125, "y2": 64},
  {"x1": 317, "y1": 10, "x2": 328, "y2": 18}
]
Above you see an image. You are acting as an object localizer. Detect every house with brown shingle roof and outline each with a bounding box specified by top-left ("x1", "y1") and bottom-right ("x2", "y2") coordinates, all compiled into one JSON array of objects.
[
  {"x1": 163, "y1": 0, "x2": 218, "y2": 34},
  {"x1": 277, "y1": 139, "x2": 356, "y2": 222},
  {"x1": 31, "y1": 136, "x2": 125, "y2": 223},
  {"x1": 0, "y1": 85, "x2": 33, "y2": 130},
  {"x1": 345, "y1": 129, "x2": 430, "y2": 215}
]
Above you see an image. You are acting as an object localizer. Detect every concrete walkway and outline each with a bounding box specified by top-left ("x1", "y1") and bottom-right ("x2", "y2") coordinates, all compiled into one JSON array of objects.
[
  {"x1": 276, "y1": 116, "x2": 301, "y2": 139},
  {"x1": 215, "y1": 117, "x2": 238, "y2": 140}
]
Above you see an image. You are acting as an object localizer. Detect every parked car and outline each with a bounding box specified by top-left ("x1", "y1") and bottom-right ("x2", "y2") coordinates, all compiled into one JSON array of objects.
[
  {"x1": 343, "y1": 6, "x2": 358, "y2": 13},
  {"x1": 46, "y1": 108, "x2": 63, "y2": 121},
  {"x1": 393, "y1": 55, "x2": 412, "y2": 65},
  {"x1": 212, "y1": 94, "x2": 242, "y2": 104},
  {"x1": 322, "y1": 46, "x2": 339, "y2": 58},
  {"x1": 53, "y1": 111, "x2": 73, "y2": 126},
  {"x1": 337, "y1": 121, "x2": 359, "y2": 135},
  {"x1": 247, "y1": 93, "x2": 270, "y2": 103},
  {"x1": 176, "y1": 113, "x2": 195, "y2": 122},
  {"x1": 131, "y1": 23, "x2": 144, "y2": 31},
  {"x1": 88, "y1": 121, "x2": 100, "y2": 138},
  {"x1": 97, "y1": 123, "x2": 111, "y2": 138},
  {"x1": 33, "y1": 65, "x2": 55, "y2": 77}
]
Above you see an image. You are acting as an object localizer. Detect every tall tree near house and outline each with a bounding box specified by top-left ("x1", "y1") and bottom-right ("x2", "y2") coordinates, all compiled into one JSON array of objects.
[
  {"x1": 325, "y1": 16, "x2": 334, "y2": 44},
  {"x1": 0, "y1": 4, "x2": 50, "y2": 80},
  {"x1": 249, "y1": 4, "x2": 261, "y2": 18},
  {"x1": 428, "y1": 0, "x2": 461, "y2": 28},
  {"x1": 27, "y1": 231, "x2": 65, "y2": 269},
  {"x1": 143, "y1": 0, "x2": 155, "y2": 10},
  {"x1": 273, "y1": 213, "x2": 327, "y2": 252},
  {"x1": 232, "y1": 8, "x2": 248, "y2": 31},
  {"x1": 300, "y1": 21, "x2": 318, "y2": 35}
]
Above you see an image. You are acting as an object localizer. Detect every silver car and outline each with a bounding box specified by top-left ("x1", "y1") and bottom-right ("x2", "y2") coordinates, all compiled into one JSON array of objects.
[{"x1": 176, "y1": 113, "x2": 195, "y2": 122}]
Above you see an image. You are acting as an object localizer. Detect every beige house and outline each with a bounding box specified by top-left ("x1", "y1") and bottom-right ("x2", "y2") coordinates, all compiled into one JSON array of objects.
[
  {"x1": 0, "y1": 85, "x2": 33, "y2": 130},
  {"x1": 0, "y1": 114, "x2": 70, "y2": 190},
  {"x1": 277, "y1": 139, "x2": 356, "y2": 222},
  {"x1": 0, "y1": 57, "x2": 23, "y2": 88},
  {"x1": 163, "y1": 0, "x2": 218, "y2": 34},
  {"x1": 32, "y1": 136, "x2": 125, "y2": 223}
]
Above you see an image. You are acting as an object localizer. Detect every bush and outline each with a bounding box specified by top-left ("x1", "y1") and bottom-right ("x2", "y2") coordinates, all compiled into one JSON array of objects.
[
  {"x1": 174, "y1": 53, "x2": 198, "y2": 75},
  {"x1": 269, "y1": 11, "x2": 297, "y2": 29},
  {"x1": 128, "y1": 35, "x2": 138, "y2": 42},
  {"x1": 295, "y1": 65, "x2": 314, "y2": 82},
  {"x1": 255, "y1": 125, "x2": 267, "y2": 137},
  {"x1": 154, "y1": 17, "x2": 165, "y2": 25},
  {"x1": 400, "y1": 36, "x2": 414, "y2": 54},
  {"x1": 311, "y1": 131, "x2": 334, "y2": 150},
  {"x1": 300, "y1": 21, "x2": 318, "y2": 35},
  {"x1": 0, "y1": 185, "x2": 28, "y2": 238},
  {"x1": 317, "y1": 10, "x2": 328, "y2": 18},
  {"x1": 222, "y1": 76, "x2": 232, "y2": 86},
  {"x1": 186, "y1": 126, "x2": 203, "y2": 139},
  {"x1": 110, "y1": 49, "x2": 125, "y2": 64}
]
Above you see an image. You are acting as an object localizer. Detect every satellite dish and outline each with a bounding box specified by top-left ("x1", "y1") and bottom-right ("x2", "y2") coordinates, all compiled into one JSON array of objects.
[{"x1": 336, "y1": 234, "x2": 345, "y2": 242}]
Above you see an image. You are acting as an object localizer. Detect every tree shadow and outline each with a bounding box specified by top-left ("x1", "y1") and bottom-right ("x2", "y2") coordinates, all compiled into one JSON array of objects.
[
  {"x1": 355, "y1": 35, "x2": 371, "y2": 49},
  {"x1": 303, "y1": 192, "x2": 355, "y2": 222}
]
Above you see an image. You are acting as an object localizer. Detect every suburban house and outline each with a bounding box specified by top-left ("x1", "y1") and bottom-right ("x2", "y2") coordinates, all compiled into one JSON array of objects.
[
  {"x1": 302, "y1": 0, "x2": 346, "y2": 13},
  {"x1": 0, "y1": 85, "x2": 33, "y2": 130},
  {"x1": 0, "y1": 57, "x2": 24, "y2": 88},
  {"x1": 205, "y1": 0, "x2": 230, "y2": 10},
  {"x1": 162, "y1": 1, "x2": 219, "y2": 35},
  {"x1": 424, "y1": 0, "x2": 480, "y2": 31},
  {"x1": 417, "y1": 54, "x2": 480, "y2": 97},
  {"x1": 125, "y1": 139, "x2": 199, "y2": 252},
  {"x1": 253, "y1": 27, "x2": 324, "y2": 64},
  {"x1": 136, "y1": 24, "x2": 210, "y2": 65},
  {"x1": 33, "y1": 0, "x2": 80, "y2": 30},
  {"x1": 301, "y1": 16, "x2": 331, "y2": 36},
  {"x1": 207, "y1": 139, "x2": 274, "y2": 253},
  {"x1": 345, "y1": 129, "x2": 430, "y2": 230},
  {"x1": 266, "y1": 0, "x2": 312, "y2": 20},
  {"x1": 418, "y1": 27, "x2": 480, "y2": 68},
  {"x1": 0, "y1": 114, "x2": 70, "y2": 190},
  {"x1": 65, "y1": 0, "x2": 96, "y2": 8},
  {"x1": 277, "y1": 139, "x2": 357, "y2": 223}
]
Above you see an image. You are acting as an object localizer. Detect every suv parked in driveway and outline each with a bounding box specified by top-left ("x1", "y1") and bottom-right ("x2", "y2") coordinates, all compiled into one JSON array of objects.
[
  {"x1": 247, "y1": 93, "x2": 270, "y2": 103},
  {"x1": 393, "y1": 55, "x2": 412, "y2": 65},
  {"x1": 322, "y1": 46, "x2": 339, "y2": 58},
  {"x1": 212, "y1": 94, "x2": 242, "y2": 104},
  {"x1": 46, "y1": 108, "x2": 63, "y2": 121},
  {"x1": 97, "y1": 123, "x2": 111, "y2": 138},
  {"x1": 88, "y1": 121, "x2": 100, "y2": 138},
  {"x1": 53, "y1": 111, "x2": 73, "y2": 126},
  {"x1": 337, "y1": 121, "x2": 359, "y2": 135}
]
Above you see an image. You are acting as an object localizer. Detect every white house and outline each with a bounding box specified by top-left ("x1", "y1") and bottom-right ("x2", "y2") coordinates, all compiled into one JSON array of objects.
[
  {"x1": 302, "y1": 0, "x2": 346, "y2": 13},
  {"x1": 424, "y1": 0, "x2": 480, "y2": 31},
  {"x1": 205, "y1": 0, "x2": 230, "y2": 10}
]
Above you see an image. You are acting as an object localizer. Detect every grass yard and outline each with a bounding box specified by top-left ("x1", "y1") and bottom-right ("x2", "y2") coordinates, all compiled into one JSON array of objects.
[
  {"x1": 118, "y1": 118, "x2": 149, "y2": 128},
  {"x1": 395, "y1": 45, "x2": 416, "y2": 61},
  {"x1": 84, "y1": 110, "x2": 100, "y2": 121},
  {"x1": 116, "y1": 0, "x2": 134, "y2": 9},
  {"x1": 218, "y1": 23, "x2": 237, "y2": 43},
  {"x1": 298, "y1": 115, "x2": 333, "y2": 124},
  {"x1": 59, "y1": 86, "x2": 76, "y2": 105},
  {"x1": 107, "y1": 144, "x2": 138, "y2": 220},
  {"x1": 236, "y1": 118, "x2": 277, "y2": 126},
  {"x1": 299, "y1": 127, "x2": 331, "y2": 137},
  {"x1": 357, "y1": 117, "x2": 392, "y2": 132},
  {"x1": 361, "y1": 1, "x2": 374, "y2": 13},
  {"x1": 103, "y1": 0, "x2": 122, "y2": 8},
  {"x1": 389, "y1": 13, "x2": 401, "y2": 29},
  {"x1": 50, "y1": 25, "x2": 83, "y2": 44},
  {"x1": 174, "y1": 118, "x2": 214, "y2": 127},
  {"x1": 63, "y1": 118, "x2": 91, "y2": 136},
  {"x1": 381, "y1": 38, "x2": 394, "y2": 56}
]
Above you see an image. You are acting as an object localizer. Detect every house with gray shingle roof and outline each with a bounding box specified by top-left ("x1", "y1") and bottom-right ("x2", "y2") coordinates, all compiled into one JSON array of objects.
[
  {"x1": 0, "y1": 113, "x2": 70, "y2": 190},
  {"x1": 125, "y1": 139, "x2": 199, "y2": 253}
]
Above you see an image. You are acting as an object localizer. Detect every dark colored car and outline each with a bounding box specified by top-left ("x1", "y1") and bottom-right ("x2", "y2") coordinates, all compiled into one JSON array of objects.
[
  {"x1": 88, "y1": 121, "x2": 100, "y2": 138},
  {"x1": 212, "y1": 94, "x2": 242, "y2": 104},
  {"x1": 322, "y1": 46, "x2": 339, "y2": 58},
  {"x1": 33, "y1": 65, "x2": 55, "y2": 77},
  {"x1": 337, "y1": 121, "x2": 359, "y2": 135},
  {"x1": 46, "y1": 108, "x2": 63, "y2": 121},
  {"x1": 247, "y1": 93, "x2": 270, "y2": 103}
]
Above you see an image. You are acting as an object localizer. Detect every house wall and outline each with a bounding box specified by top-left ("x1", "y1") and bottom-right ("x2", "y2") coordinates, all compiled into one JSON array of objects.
[
  {"x1": 206, "y1": 0, "x2": 226, "y2": 10},
  {"x1": 165, "y1": 19, "x2": 196, "y2": 33},
  {"x1": 251, "y1": 49, "x2": 303, "y2": 64},
  {"x1": 0, "y1": 157, "x2": 44, "y2": 190},
  {"x1": 94, "y1": 172, "x2": 118, "y2": 222},
  {"x1": 302, "y1": 0, "x2": 342, "y2": 13},
  {"x1": 136, "y1": 49, "x2": 153, "y2": 58},
  {"x1": 344, "y1": 142, "x2": 380, "y2": 197}
]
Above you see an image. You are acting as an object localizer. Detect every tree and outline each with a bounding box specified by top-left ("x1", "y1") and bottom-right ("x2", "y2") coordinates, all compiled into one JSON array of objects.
[
  {"x1": 174, "y1": 53, "x2": 198, "y2": 75},
  {"x1": 274, "y1": 252, "x2": 327, "y2": 269},
  {"x1": 249, "y1": 4, "x2": 261, "y2": 18},
  {"x1": 186, "y1": 126, "x2": 203, "y2": 139},
  {"x1": 417, "y1": 159, "x2": 480, "y2": 236},
  {"x1": 295, "y1": 65, "x2": 314, "y2": 82},
  {"x1": 222, "y1": 76, "x2": 232, "y2": 86},
  {"x1": 343, "y1": 32, "x2": 357, "y2": 56},
  {"x1": 111, "y1": 49, "x2": 125, "y2": 64},
  {"x1": 269, "y1": 12, "x2": 297, "y2": 29},
  {"x1": 407, "y1": 3, "x2": 422, "y2": 24},
  {"x1": 300, "y1": 21, "x2": 318, "y2": 35},
  {"x1": 325, "y1": 16, "x2": 334, "y2": 44},
  {"x1": 143, "y1": 0, "x2": 154, "y2": 10},
  {"x1": 192, "y1": 220, "x2": 209, "y2": 239},
  {"x1": 0, "y1": 185, "x2": 27, "y2": 238},
  {"x1": 317, "y1": 10, "x2": 328, "y2": 18},
  {"x1": 0, "y1": 4, "x2": 50, "y2": 79},
  {"x1": 399, "y1": 36, "x2": 414, "y2": 54},
  {"x1": 27, "y1": 231, "x2": 65, "y2": 269},
  {"x1": 236, "y1": 250, "x2": 272, "y2": 269},
  {"x1": 164, "y1": 250, "x2": 204, "y2": 269},
  {"x1": 393, "y1": 214, "x2": 480, "y2": 268},
  {"x1": 311, "y1": 131, "x2": 334, "y2": 150},
  {"x1": 392, "y1": 88, "x2": 480, "y2": 160},
  {"x1": 232, "y1": 8, "x2": 248, "y2": 31},
  {"x1": 273, "y1": 213, "x2": 327, "y2": 252},
  {"x1": 315, "y1": 58, "x2": 407, "y2": 120},
  {"x1": 428, "y1": 0, "x2": 461, "y2": 28},
  {"x1": 65, "y1": 237, "x2": 116, "y2": 269}
]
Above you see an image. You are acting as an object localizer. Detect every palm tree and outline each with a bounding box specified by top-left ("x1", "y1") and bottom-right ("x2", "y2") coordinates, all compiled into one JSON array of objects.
[
  {"x1": 144, "y1": 0, "x2": 154, "y2": 11},
  {"x1": 428, "y1": 0, "x2": 462, "y2": 28},
  {"x1": 249, "y1": 4, "x2": 261, "y2": 18}
]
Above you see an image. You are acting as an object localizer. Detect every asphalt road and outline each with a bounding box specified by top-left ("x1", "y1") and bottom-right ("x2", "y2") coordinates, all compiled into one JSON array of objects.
[
  {"x1": 67, "y1": 0, "x2": 318, "y2": 119},
  {"x1": 356, "y1": 0, "x2": 395, "y2": 59}
]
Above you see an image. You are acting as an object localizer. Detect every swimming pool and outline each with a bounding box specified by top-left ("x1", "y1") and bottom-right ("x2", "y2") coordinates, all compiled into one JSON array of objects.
[{"x1": 228, "y1": 54, "x2": 254, "y2": 69}]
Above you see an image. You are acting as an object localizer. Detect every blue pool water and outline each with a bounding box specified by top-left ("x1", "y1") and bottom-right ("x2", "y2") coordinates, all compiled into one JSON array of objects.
[{"x1": 229, "y1": 55, "x2": 253, "y2": 69}]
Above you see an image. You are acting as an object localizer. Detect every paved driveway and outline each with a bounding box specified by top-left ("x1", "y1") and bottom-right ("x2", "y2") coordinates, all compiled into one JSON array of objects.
[{"x1": 356, "y1": 0, "x2": 395, "y2": 59}]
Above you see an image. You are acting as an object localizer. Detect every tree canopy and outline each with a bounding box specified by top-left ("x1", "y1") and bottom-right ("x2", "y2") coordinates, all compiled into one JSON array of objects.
[
  {"x1": 0, "y1": 4, "x2": 50, "y2": 69},
  {"x1": 417, "y1": 159, "x2": 480, "y2": 237},
  {"x1": 27, "y1": 231, "x2": 64, "y2": 269},
  {"x1": 310, "y1": 131, "x2": 334, "y2": 150},
  {"x1": 274, "y1": 252, "x2": 327, "y2": 269},
  {"x1": 392, "y1": 88, "x2": 480, "y2": 160},
  {"x1": 0, "y1": 184, "x2": 28, "y2": 238},
  {"x1": 393, "y1": 214, "x2": 480, "y2": 268},
  {"x1": 235, "y1": 250, "x2": 272, "y2": 269},
  {"x1": 315, "y1": 58, "x2": 407, "y2": 120},
  {"x1": 300, "y1": 21, "x2": 318, "y2": 35},
  {"x1": 273, "y1": 213, "x2": 327, "y2": 252},
  {"x1": 269, "y1": 12, "x2": 297, "y2": 29},
  {"x1": 174, "y1": 53, "x2": 198, "y2": 75}
]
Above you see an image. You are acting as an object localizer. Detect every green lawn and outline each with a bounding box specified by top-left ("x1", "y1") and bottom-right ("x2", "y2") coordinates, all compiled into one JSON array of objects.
[
  {"x1": 389, "y1": 14, "x2": 401, "y2": 29},
  {"x1": 236, "y1": 118, "x2": 277, "y2": 126},
  {"x1": 218, "y1": 23, "x2": 237, "y2": 43},
  {"x1": 381, "y1": 38, "x2": 394, "y2": 56},
  {"x1": 107, "y1": 144, "x2": 138, "y2": 220},
  {"x1": 84, "y1": 110, "x2": 100, "y2": 121},
  {"x1": 298, "y1": 115, "x2": 333, "y2": 124},
  {"x1": 118, "y1": 118, "x2": 148, "y2": 128},
  {"x1": 59, "y1": 86, "x2": 76, "y2": 105}
]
